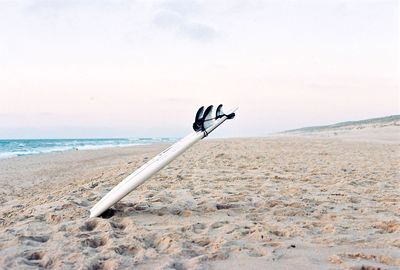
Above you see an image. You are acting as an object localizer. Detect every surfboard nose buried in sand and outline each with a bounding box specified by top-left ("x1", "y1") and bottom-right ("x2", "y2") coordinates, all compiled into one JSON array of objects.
[{"x1": 89, "y1": 105, "x2": 238, "y2": 218}]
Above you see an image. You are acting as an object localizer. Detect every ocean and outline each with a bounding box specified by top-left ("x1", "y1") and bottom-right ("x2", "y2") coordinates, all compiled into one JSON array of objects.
[{"x1": 0, "y1": 138, "x2": 177, "y2": 159}]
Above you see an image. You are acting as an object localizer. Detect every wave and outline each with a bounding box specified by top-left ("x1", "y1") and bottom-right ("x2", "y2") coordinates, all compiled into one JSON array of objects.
[{"x1": 0, "y1": 138, "x2": 177, "y2": 160}]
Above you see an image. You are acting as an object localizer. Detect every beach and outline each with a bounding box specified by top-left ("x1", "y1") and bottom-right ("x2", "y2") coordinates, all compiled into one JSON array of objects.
[
  {"x1": 0, "y1": 135, "x2": 399, "y2": 269},
  {"x1": 1, "y1": 0, "x2": 398, "y2": 268}
]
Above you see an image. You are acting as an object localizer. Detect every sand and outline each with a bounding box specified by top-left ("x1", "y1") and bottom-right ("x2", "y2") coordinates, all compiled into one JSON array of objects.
[{"x1": 0, "y1": 134, "x2": 399, "y2": 269}]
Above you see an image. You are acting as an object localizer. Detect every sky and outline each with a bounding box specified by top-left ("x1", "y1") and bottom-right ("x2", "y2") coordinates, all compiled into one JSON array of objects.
[{"x1": 0, "y1": 0, "x2": 399, "y2": 139}]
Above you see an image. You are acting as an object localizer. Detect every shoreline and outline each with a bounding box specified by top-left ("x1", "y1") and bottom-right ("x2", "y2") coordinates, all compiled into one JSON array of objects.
[
  {"x1": 0, "y1": 141, "x2": 172, "y2": 161},
  {"x1": 2, "y1": 123, "x2": 398, "y2": 161}
]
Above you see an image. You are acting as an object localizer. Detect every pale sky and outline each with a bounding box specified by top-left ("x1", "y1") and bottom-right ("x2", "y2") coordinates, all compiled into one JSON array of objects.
[{"x1": 0, "y1": 0, "x2": 399, "y2": 138}]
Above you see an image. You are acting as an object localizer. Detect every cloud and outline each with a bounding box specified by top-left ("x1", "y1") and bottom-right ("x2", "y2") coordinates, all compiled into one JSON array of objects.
[
  {"x1": 178, "y1": 21, "x2": 217, "y2": 41},
  {"x1": 152, "y1": 0, "x2": 217, "y2": 41},
  {"x1": 159, "y1": 0, "x2": 201, "y2": 16},
  {"x1": 153, "y1": 9, "x2": 183, "y2": 27}
]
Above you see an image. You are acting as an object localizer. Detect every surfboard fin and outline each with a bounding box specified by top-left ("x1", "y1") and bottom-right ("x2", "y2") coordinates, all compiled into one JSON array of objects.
[
  {"x1": 202, "y1": 105, "x2": 215, "y2": 130},
  {"x1": 193, "y1": 104, "x2": 235, "y2": 132},
  {"x1": 192, "y1": 106, "x2": 205, "y2": 132},
  {"x1": 216, "y1": 104, "x2": 224, "y2": 119},
  {"x1": 216, "y1": 104, "x2": 236, "y2": 120}
]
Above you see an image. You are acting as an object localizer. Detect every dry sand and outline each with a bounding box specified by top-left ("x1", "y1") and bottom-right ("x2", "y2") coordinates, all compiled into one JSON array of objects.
[{"x1": 0, "y1": 133, "x2": 399, "y2": 269}]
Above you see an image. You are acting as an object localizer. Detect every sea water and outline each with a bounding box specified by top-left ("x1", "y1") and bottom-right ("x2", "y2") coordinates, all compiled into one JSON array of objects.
[{"x1": 0, "y1": 138, "x2": 177, "y2": 159}]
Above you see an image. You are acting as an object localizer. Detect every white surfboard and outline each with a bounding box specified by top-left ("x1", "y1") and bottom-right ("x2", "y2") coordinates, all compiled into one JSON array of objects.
[{"x1": 89, "y1": 105, "x2": 237, "y2": 218}]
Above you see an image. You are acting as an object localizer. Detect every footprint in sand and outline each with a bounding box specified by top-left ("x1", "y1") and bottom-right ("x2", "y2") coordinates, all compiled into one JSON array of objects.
[
  {"x1": 25, "y1": 250, "x2": 45, "y2": 261},
  {"x1": 19, "y1": 235, "x2": 50, "y2": 246},
  {"x1": 210, "y1": 221, "x2": 229, "y2": 229},
  {"x1": 192, "y1": 238, "x2": 211, "y2": 247},
  {"x1": 192, "y1": 223, "x2": 207, "y2": 234},
  {"x1": 23, "y1": 250, "x2": 51, "y2": 268},
  {"x1": 109, "y1": 220, "x2": 127, "y2": 238},
  {"x1": 81, "y1": 237, "x2": 107, "y2": 248},
  {"x1": 80, "y1": 220, "x2": 98, "y2": 232},
  {"x1": 110, "y1": 221, "x2": 126, "y2": 230},
  {"x1": 216, "y1": 203, "x2": 238, "y2": 210},
  {"x1": 86, "y1": 259, "x2": 116, "y2": 270},
  {"x1": 114, "y1": 245, "x2": 138, "y2": 256}
]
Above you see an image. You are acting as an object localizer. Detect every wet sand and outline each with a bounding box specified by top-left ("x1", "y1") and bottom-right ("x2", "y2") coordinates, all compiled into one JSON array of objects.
[{"x1": 0, "y1": 135, "x2": 399, "y2": 269}]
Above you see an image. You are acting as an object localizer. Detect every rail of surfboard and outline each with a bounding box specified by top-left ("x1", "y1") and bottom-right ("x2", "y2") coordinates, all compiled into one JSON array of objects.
[
  {"x1": 91, "y1": 131, "x2": 199, "y2": 209},
  {"x1": 89, "y1": 131, "x2": 204, "y2": 217},
  {"x1": 112, "y1": 131, "x2": 197, "y2": 187}
]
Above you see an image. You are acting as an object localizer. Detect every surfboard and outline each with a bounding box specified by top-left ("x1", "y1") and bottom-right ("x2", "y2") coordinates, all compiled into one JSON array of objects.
[{"x1": 89, "y1": 105, "x2": 237, "y2": 218}]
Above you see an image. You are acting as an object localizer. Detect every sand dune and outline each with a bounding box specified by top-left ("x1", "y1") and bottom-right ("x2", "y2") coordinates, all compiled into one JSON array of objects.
[
  {"x1": 0, "y1": 134, "x2": 399, "y2": 269},
  {"x1": 280, "y1": 115, "x2": 400, "y2": 144}
]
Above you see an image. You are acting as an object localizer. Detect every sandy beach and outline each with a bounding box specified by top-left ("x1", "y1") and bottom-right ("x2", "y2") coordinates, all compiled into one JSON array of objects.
[
  {"x1": 0, "y1": 133, "x2": 399, "y2": 269},
  {"x1": 1, "y1": 0, "x2": 398, "y2": 268}
]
